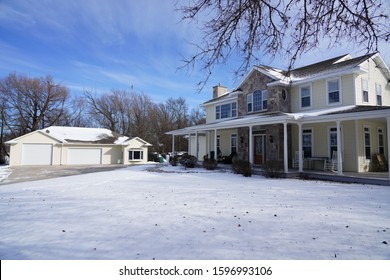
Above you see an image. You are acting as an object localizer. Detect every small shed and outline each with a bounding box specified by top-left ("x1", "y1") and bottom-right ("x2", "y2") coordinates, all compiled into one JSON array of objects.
[{"x1": 5, "y1": 126, "x2": 152, "y2": 166}]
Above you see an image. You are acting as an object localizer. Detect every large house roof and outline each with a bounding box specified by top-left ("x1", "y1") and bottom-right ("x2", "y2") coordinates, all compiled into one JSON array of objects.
[
  {"x1": 288, "y1": 53, "x2": 374, "y2": 79},
  {"x1": 203, "y1": 52, "x2": 390, "y2": 105},
  {"x1": 241, "y1": 52, "x2": 389, "y2": 88}
]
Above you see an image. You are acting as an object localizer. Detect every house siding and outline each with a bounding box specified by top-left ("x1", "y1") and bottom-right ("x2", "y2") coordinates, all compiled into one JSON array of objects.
[
  {"x1": 356, "y1": 120, "x2": 388, "y2": 172},
  {"x1": 7, "y1": 130, "x2": 151, "y2": 166},
  {"x1": 8, "y1": 132, "x2": 61, "y2": 166},
  {"x1": 355, "y1": 58, "x2": 390, "y2": 106}
]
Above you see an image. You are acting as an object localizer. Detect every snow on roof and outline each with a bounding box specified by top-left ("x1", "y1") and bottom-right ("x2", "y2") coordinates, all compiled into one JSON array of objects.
[
  {"x1": 43, "y1": 126, "x2": 129, "y2": 144},
  {"x1": 289, "y1": 105, "x2": 357, "y2": 120}
]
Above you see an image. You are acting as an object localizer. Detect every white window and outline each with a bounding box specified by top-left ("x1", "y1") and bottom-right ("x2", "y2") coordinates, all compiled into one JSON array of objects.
[
  {"x1": 364, "y1": 127, "x2": 371, "y2": 160},
  {"x1": 302, "y1": 128, "x2": 313, "y2": 158},
  {"x1": 129, "y1": 150, "x2": 144, "y2": 160},
  {"x1": 378, "y1": 128, "x2": 384, "y2": 155},
  {"x1": 300, "y1": 85, "x2": 311, "y2": 108},
  {"x1": 327, "y1": 78, "x2": 341, "y2": 104},
  {"x1": 231, "y1": 134, "x2": 237, "y2": 154},
  {"x1": 247, "y1": 93, "x2": 253, "y2": 112},
  {"x1": 247, "y1": 90, "x2": 267, "y2": 113},
  {"x1": 328, "y1": 126, "x2": 343, "y2": 159},
  {"x1": 362, "y1": 78, "x2": 368, "y2": 103},
  {"x1": 216, "y1": 102, "x2": 237, "y2": 119},
  {"x1": 376, "y1": 83, "x2": 382, "y2": 105}
]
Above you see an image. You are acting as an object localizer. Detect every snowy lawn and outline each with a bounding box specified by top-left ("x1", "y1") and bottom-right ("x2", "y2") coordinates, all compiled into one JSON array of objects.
[{"x1": 0, "y1": 164, "x2": 389, "y2": 260}]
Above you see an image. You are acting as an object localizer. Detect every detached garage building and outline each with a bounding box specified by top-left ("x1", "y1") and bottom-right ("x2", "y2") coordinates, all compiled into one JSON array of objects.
[{"x1": 6, "y1": 126, "x2": 152, "y2": 166}]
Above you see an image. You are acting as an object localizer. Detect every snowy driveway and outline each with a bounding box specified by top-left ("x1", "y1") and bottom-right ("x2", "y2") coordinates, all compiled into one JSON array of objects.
[
  {"x1": 0, "y1": 164, "x2": 127, "y2": 184},
  {"x1": 0, "y1": 165, "x2": 389, "y2": 259}
]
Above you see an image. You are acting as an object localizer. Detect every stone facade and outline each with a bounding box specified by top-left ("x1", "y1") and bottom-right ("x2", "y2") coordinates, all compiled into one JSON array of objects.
[{"x1": 235, "y1": 70, "x2": 291, "y2": 163}]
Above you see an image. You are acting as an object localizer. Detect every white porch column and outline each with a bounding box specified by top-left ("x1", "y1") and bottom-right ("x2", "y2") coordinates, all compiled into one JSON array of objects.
[
  {"x1": 283, "y1": 121, "x2": 288, "y2": 174},
  {"x1": 336, "y1": 120, "x2": 343, "y2": 175},
  {"x1": 298, "y1": 123, "x2": 303, "y2": 172},
  {"x1": 249, "y1": 126, "x2": 253, "y2": 164},
  {"x1": 172, "y1": 135, "x2": 175, "y2": 155},
  {"x1": 214, "y1": 129, "x2": 218, "y2": 160},
  {"x1": 195, "y1": 131, "x2": 198, "y2": 159},
  {"x1": 207, "y1": 131, "x2": 211, "y2": 157},
  {"x1": 387, "y1": 117, "x2": 390, "y2": 180},
  {"x1": 188, "y1": 134, "x2": 191, "y2": 154}
]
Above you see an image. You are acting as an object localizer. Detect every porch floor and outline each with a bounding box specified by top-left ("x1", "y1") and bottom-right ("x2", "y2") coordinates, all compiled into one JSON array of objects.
[{"x1": 251, "y1": 164, "x2": 390, "y2": 186}]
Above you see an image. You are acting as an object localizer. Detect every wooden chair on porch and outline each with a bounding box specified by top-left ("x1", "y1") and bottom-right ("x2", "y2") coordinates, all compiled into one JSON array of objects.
[
  {"x1": 376, "y1": 154, "x2": 388, "y2": 171},
  {"x1": 292, "y1": 151, "x2": 303, "y2": 169},
  {"x1": 324, "y1": 151, "x2": 338, "y2": 172}
]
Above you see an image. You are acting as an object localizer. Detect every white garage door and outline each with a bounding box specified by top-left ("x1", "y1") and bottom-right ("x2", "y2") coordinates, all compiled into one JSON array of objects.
[
  {"x1": 67, "y1": 148, "x2": 102, "y2": 165},
  {"x1": 22, "y1": 143, "x2": 53, "y2": 165}
]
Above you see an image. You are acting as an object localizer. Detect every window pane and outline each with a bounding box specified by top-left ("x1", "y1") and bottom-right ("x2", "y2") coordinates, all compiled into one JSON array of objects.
[
  {"x1": 134, "y1": 151, "x2": 141, "y2": 159},
  {"x1": 262, "y1": 90, "x2": 268, "y2": 110},
  {"x1": 221, "y1": 103, "x2": 231, "y2": 118},
  {"x1": 232, "y1": 102, "x2": 237, "y2": 117},
  {"x1": 253, "y1": 90, "x2": 262, "y2": 111},
  {"x1": 247, "y1": 93, "x2": 253, "y2": 112},
  {"x1": 301, "y1": 96, "x2": 310, "y2": 107},
  {"x1": 231, "y1": 134, "x2": 237, "y2": 154},
  {"x1": 329, "y1": 91, "x2": 339, "y2": 103},
  {"x1": 216, "y1": 105, "x2": 221, "y2": 119},
  {"x1": 301, "y1": 86, "x2": 311, "y2": 107},
  {"x1": 328, "y1": 79, "x2": 339, "y2": 91},
  {"x1": 328, "y1": 79, "x2": 340, "y2": 103}
]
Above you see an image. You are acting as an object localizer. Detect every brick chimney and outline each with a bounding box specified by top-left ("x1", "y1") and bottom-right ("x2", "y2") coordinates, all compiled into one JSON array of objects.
[{"x1": 213, "y1": 83, "x2": 227, "y2": 99}]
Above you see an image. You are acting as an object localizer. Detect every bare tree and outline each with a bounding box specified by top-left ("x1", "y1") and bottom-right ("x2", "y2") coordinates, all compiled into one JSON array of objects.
[
  {"x1": 128, "y1": 92, "x2": 154, "y2": 139},
  {"x1": 0, "y1": 73, "x2": 70, "y2": 137},
  {"x1": 188, "y1": 106, "x2": 206, "y2": 127},
  {"x1": 83, "y1": 90, "x2": 120, "y2": 132},
  {"x1": 178, "y1": 0, "x2": 390, "y2": 88}
]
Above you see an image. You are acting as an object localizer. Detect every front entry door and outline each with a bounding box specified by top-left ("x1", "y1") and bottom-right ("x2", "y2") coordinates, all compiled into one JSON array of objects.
[{"x1": 254, "y1": 135, "x2": 266, "y2": 164}]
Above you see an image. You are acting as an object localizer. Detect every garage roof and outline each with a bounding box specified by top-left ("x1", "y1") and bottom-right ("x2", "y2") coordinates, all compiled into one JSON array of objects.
[
  {"x1": 6, "y1": 126, "x2": 152, "y2": 146},
  {"x1": 43, "y1": 126, "x2": 129, "y2": 144}
]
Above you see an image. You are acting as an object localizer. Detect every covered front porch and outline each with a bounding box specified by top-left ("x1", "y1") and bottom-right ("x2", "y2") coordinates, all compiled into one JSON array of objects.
[{"x1": 167, "y1": 106, "x2": 390, "y2": 182}]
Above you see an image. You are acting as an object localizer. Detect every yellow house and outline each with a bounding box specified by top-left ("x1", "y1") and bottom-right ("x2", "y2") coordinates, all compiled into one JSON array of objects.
[
  {"x1": 167, "y1": 53, "x2": 390, "y2": 180},
  {"x1": 6, "y1": 126, "x2": 152, "y2": 166}
]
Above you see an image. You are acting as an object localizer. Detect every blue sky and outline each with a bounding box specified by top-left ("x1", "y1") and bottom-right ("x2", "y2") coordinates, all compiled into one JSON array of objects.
[{"x1": 1, "y1": 0, "x2": 390, "y2": 109}]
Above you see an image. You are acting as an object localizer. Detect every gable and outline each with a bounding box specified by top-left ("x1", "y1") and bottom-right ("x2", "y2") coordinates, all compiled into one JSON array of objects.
[
  {"x1": 6, "y1": 130, "x2": 62, "y2": 145},
  {"x1": 236, "y1": 67, "x2": 280, "y2": 91},
  {"x1": 237, "y1": 68, "x2": 275, "y2": 93},
  {"x1": 126, "y1": 137, "x2": 152, "y2": 148}
]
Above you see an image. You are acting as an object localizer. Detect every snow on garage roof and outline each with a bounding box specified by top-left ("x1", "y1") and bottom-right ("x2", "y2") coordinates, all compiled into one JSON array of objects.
[{"x1": 43, "y1": 126, "x2": 130, "y2": 144}]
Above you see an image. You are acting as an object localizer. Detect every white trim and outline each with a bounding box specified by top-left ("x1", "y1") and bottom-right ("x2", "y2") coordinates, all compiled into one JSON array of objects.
[
  {"x1": 302, "y1": 127, "x2": 314, "y2": 157},
  {"x1": 361, "y1": 78, "x2": 369, "y2": 103},
  {"x1": 202, "y1": 95, "x2": 237, "y2": 106},
  {"x1": 215, "y1": 101, "x2": 238, "y2": 120},
  {"x1": 328, "y1": 125, "x2": 344, "y2": 160},
  {"x1": 355, "y1": 120, "x2": 360, "y2": 172},
  {"x1": 363, "y1": 125, "x2": 372, "y2": 162},
  {"x1": 326, "y1": 77, "x2": 342, "y2": 106},
  {"x1": 230, "y1": 133, "x2": 237, "y2": 154},
  {"x1": 378, "y1": 127, "x2": 385, "y2": 154},
  {"x1": 299, "y1": 84, "x2": 313, "y2": 110}
]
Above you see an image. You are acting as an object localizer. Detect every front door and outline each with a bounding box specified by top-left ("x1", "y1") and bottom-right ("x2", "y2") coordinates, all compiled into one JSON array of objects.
[{"x1": 254, "y1": 135, "x2": 266, "y2": 164}]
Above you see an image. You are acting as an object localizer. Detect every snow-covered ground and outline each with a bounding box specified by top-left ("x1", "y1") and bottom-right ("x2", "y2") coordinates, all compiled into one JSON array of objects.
[
  {"x1": 0, "y1": 165, "x2": 10, "y2": 182},
  {"x1": 0, "y1": 164, "x2": 389, "y2": 260}
]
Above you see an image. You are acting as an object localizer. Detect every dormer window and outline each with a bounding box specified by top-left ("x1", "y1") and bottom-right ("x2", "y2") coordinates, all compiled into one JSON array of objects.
[
  {"x1": 216, "y1": 102, "x2": 237, "y2": 120},
  {"x1": 247, "y1": 90, "x2": 267, "y2": 113}
]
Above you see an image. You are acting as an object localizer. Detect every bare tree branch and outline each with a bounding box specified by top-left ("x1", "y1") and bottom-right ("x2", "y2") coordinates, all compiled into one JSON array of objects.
[{"x1": 177, "y1": 0, "x2": 390, "y2": 88}]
